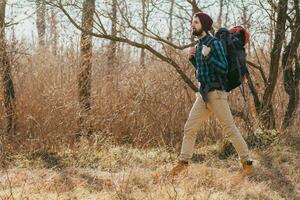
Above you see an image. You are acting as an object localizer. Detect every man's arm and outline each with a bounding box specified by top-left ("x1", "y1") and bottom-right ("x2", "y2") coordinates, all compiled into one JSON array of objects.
[{"x1": 206, "y1": 40, "x2": 228, "y2": 74}]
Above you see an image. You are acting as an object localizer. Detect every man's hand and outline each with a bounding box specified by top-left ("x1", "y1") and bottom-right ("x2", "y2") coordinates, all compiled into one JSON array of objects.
[
  {"x1": 188, "y1": 46, "x2": 196, "y2": 60},
  {"x1": 202, "y1": 45, "x2": 211, "y2": 59}
]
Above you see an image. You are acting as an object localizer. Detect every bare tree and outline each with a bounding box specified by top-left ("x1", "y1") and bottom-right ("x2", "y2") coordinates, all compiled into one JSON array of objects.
[
  {"x1": 0, "y1": 0, "x2": 16, "y2": 136},
  {"x1": 224, "y1": 1, "x2": 230, "y2": 27},
  {"x1": 78, "y1": 0, "x2": 95, "y2": 135},
  {"x1": 140, "y1": 1, "x2": 145, "y2": 66},
  {"x1": 281, "y1": 0, "x2": 300, "y2": 128},
  {"x1": 168, "y1": 0, "x2": 175, "y2": 41},
  {"x1": 140, "y1": 0, "x2": 147, "y2": 67},
  {"x1": 49, "y1": 7, "x2": 58, "y2": 55},
  {"x1": 108, "y1": 0, "x2": 117, "y2": 64},
  {"x1": 187, "y1": 0, "x2": 201, "y2": 14},
  {"x1": 260, "y1": 0, "x2": 288, "y2": 129},
  {"x1": 36, "y1": 0, "x2": 46, "y2": 48},
  {"x1": 216, "y1": 0, "x2": 224, "y2": 29},
  {"x1": 243, "y1": 0, "x2": 299, "y2": 129},
  {"x1": 269, "y1": 5, "x2": 276, "y2": 53}
]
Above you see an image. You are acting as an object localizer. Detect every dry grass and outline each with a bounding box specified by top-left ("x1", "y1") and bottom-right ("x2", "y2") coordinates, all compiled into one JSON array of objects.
[
  {"x1": 1, "y1": 44, "x2": 297, "y2": 151},
  {"x1": 0, "y1": 129, "x2": 299, "y2": 199}
]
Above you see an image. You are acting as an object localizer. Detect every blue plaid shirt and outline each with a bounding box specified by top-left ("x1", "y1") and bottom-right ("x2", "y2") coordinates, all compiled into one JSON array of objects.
[{"x1": 190, "y1": 35, "x2": 228, "y2": 85}]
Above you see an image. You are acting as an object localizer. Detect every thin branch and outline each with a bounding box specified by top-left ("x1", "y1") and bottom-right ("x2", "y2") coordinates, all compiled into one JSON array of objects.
[
  {"x1": 252, "y1": 44, "x2": 268, "y2": 85},
  {"x1": 93, "y1": 10, "x2": 107, "y2": 35},
  {"x1": 54, "y1": 1, "x2": 198, "y2": 92},
  {"x1": 117, "y1": 2, "x2": 196, "y2": 50}
]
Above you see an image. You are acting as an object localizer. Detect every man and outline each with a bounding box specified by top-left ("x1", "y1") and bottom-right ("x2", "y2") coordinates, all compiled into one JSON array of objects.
[{"x1": 169, "y1": 12, "x2": 254, "y2": 177}]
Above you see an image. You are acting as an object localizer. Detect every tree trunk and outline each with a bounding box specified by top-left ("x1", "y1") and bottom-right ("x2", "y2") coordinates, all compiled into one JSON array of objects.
[
  {"x1": 190, "y1": 0, "x2": 201, "y2": 14},
  {"x1": 78, "y1": 0, "x2": 95, "y2": 135},
  {"x1": 106, "y1": 0, "x2": 118, "y2": 92},
  {"x1": 36, "y1": 0, "x2": 46, "y2": 48},
  {"x1": 0, "y1": 0, "x2": 16, "y2": 136},
  {"x1": 224, "y1": 3, "x2": 230, "y2": 27},
  {"x1": 261, "y1": 0, "x2": 288, "y2": 129},
  {"x1": 216, "y1": 0, "x2": 224, "y2": 29},
  {"x1": 283, "y1": 56, "x2": 300, "y2": 128},
  {"x1": 108, "y1": 0, "x2": 117, "y2": 64},
  {"x1": 269, "y1": 10, "x2": 275, "y2": 53},
  {"x1": 140, "y1": 0, "x2": 147, "y2": 67},
  {"x1": 245, "y1": 72, "x2": 261, "y2": 111},
  {"x1": 241, "y1": 0, "x2": 251, "y2": 57},
  {"x1": 168, "y1": 0, "x2": 175, "y2": 41},
  {"x1": 50, "y1": 8, "x2": 58, "y2": 56},
  {"x1": 281, "y1": 0, "x2": 300, "y2": 128}
]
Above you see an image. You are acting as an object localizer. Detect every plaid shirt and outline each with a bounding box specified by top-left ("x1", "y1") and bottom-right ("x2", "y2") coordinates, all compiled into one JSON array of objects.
[{"x1": 190, "y1": 35, "x2": 228, "y2": 85}]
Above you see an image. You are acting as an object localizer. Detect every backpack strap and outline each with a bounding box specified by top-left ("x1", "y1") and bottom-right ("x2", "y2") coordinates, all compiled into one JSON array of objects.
[
  {"x1": 239, "y1": 80, "x2": 247, "y2": 101},
  {"x1": 235, "y1": 55, "x2": 247, "y2": 101},
  {"x1": 205, "y1": 37, "x2": 217, "y2": 47}
]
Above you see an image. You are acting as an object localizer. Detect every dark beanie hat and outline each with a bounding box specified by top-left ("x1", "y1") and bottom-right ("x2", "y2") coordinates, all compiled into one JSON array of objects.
[{"x1": 194, "y1": 12, "x2": 213, "y2": 32}]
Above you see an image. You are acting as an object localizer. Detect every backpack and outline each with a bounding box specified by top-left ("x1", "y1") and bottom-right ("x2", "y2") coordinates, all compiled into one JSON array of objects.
[{"x1": 214, "y1": 26, "x2": 250, "y2": 92}]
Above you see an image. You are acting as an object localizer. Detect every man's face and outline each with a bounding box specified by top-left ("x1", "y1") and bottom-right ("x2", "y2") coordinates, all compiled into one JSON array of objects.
[{"x1": 191, "y1": 16, "x2": 203, "y2": 36}]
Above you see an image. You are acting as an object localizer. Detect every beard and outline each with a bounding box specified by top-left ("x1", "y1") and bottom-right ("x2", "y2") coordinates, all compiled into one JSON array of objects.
[{"x1": 192, "y1": 28, "x2": 204, "y2": 36}]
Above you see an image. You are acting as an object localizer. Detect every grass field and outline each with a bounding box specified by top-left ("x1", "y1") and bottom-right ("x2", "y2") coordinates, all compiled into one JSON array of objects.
[{"x1": 1, "y1": 130, "x2": 299, "y2": 200}]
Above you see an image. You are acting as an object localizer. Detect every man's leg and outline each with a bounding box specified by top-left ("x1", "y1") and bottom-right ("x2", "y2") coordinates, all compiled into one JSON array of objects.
[
  {"x1": 178, "y1": 93, "x2": 212, "y2": 162},
  {"x1": 208, "y1": 91, "x2": 250, "y2": 161},
  {"x1": 169, "y1": 93, "x2": 211, "y2": 177},
  {"x1": 208, "y1": 91, "x2": 255, "y2": 176}
]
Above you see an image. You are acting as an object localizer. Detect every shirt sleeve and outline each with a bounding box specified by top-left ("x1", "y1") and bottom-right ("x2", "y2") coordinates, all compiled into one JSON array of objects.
[{"x1": 207, "y1": 40, "x2": 228, "y2": 75}]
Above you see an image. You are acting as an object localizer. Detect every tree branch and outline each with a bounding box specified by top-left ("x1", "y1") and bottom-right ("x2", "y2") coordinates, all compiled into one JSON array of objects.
[
  {"x1": 53, "y1": 1, "x2": 198, "y2": 92},
  {"x1": 117, "y1": 2, "x2": 196, "y2": 50},
  {"x1": 246, "y1": 60, "x2": 267, "y2": 86}
]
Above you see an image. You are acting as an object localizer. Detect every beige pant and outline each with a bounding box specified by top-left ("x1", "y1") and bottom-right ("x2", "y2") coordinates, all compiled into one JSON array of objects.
[{"x1": 179, "y1": 90, "x2": 250, "y2": 162}]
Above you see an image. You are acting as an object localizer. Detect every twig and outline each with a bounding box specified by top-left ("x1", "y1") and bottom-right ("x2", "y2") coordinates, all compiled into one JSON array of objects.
[{"x1": 5, "y1": 169, "x2": 15, "y2": 200}]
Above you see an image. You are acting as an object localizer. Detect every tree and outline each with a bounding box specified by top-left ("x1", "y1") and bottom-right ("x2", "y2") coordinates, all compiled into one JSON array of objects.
[
  {"x1": 242, "y1": 0, "x2": 299, "y2": 129},
  {"x1": 140, "y1": 0, "x2": 147, "y2": 67},
  {"x1": 216, "y1": 0, "x2": 224, "y2": 29},
  {"x1": 0, "y1": 0, "x2": 16, "y2": 136},
  {"x1": 168, "y1": 0, "x2": 175, "y2": 42},
  {"x1": 239, "y1": 0, "x2": 252, "y2": 56},
  {"x1": 260, "y1": 0, "x2": 288, "y2": 129},
  {"x1": 281, "y1": 0, "x2": 300, "y2": 128},
  {"x1": 49, "y1": 7, "x2": 58, "y2": 55},
  {"x1": 36, "y1": 0, "x2": 46, "y2": 48},
  {"x1": 78, "y1": 0, "x2": 96, "y2": 135},
  {"x1": 108, "y1": 0, "x2": 117, "y2": 64},
  {"x1": 244, "y1": 0, "x2": 289, "y2": 129},
  {"x1": 187, "y1": 0, "x2": 201, "y2": 14}
]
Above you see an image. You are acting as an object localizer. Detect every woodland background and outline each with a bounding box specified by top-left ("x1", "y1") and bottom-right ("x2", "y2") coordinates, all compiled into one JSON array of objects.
[{"x1": 0, "y1": 0, "x2": 299, "y2": 199}]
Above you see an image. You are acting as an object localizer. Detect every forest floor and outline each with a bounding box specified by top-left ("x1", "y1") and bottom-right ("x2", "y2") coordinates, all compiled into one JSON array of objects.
[{"x1": 0, "y1": 130, "x2": 299, "y2": 200}]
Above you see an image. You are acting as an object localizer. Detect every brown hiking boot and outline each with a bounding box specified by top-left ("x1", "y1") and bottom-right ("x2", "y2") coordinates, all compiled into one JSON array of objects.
[
  {"x1": 240, "y1": 159, "x2": 255, "y2": 176},
  {"x1": 168, "y1": 160, "x2": 189, "y2": 177}
]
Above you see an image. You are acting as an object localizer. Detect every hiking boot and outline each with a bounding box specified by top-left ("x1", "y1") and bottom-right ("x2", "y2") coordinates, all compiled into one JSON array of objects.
[
  {"x1": 240, "y1": 159, "x2": 255, "y2": 176},
  {"x1": 168, "y1": 160, "x2": 189, "y2": 177}
]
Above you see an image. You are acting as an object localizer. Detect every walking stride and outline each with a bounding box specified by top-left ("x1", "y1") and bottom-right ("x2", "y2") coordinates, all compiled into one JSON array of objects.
[{"x1": 169, "y1": 12, "x2": 254, "y2": 177}]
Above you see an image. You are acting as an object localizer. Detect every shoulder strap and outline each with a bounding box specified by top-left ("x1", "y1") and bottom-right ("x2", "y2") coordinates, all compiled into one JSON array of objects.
[{"x1": 205, "y1": 37, "x2": 217, "y2": 47}]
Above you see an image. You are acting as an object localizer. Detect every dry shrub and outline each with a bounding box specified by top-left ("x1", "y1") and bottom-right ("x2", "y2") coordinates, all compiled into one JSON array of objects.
[{"x1": 0, "y1": 43, "x2": 298, "y2": 156}]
